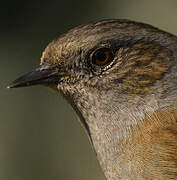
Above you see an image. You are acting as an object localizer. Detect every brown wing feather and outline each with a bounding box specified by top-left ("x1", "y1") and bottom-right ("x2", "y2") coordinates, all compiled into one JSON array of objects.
[{"x1": 130, "y1": 108, "x2": 177, "y2": 179}]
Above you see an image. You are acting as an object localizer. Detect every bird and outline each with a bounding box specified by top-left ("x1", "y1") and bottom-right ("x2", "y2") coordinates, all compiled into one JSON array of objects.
[{"x1": 8, "y1": 19, "x2": 177, "y2": 180}]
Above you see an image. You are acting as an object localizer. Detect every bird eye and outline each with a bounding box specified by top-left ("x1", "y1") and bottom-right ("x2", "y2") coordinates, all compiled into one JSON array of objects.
[{"x1": 92, "y1": 48, "x2": 114, "y2": 66}]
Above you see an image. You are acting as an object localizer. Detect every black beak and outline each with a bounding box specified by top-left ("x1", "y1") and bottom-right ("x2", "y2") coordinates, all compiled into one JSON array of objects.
[{"x1": 7, "y1": 64, "x2": 60, "y2": 88}]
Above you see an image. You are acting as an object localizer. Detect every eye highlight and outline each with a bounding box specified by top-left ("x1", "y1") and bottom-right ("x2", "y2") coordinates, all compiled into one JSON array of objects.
[{"x1": 92, "y1": 48, "x2": 114, "y2": 66}]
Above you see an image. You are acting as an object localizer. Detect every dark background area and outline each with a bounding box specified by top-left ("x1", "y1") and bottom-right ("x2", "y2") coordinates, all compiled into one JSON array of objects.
[{"x1": 1, "y1": 0, "x2": 177, "y2": 180}]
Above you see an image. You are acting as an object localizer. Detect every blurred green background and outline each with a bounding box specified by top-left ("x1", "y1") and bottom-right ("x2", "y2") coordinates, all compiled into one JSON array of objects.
[{"x1": 1, "y1": 0, "x2": 177, "y2": 180}]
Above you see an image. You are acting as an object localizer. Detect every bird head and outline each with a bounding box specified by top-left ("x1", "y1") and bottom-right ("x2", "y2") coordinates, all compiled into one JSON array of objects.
[{"x1": 8, "y1": 20, "x2": 174, "y2": 103}]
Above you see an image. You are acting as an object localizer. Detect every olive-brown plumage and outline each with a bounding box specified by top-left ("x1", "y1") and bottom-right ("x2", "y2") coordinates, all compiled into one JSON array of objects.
[{"x1": 8, "y1": 19, "x2": 177, "y2": 180}]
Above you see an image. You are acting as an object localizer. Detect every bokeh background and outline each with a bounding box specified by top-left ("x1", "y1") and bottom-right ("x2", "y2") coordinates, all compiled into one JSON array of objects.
[{"x1": 1, "y1": 0, "x2": 177, "y2": 180}]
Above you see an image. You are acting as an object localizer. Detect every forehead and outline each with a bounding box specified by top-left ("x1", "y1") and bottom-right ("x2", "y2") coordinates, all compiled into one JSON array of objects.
[{"x1": 40, "y1": 19, "x2": 155, "y2": 65}]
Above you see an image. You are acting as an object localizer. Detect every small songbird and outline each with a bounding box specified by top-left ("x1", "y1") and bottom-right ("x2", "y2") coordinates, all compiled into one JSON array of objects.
[{"x1": 8, "y1": 19, "x2": 177, "y2": 180}]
